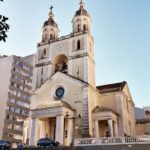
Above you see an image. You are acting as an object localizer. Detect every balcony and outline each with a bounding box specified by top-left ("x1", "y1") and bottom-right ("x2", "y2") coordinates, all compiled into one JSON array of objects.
[
  {"x1": 7, "y1": 101, "x2": 29, "y2": 111},
  {"x1": 4, "y1": 119, "x2": 24, "y2": 127},
  {"x1": 4, "y1": 128, "x2": 23, "y2": 135},
  {"x1": 12, "y1": 62, "x2": 33, "y2": 76},
  {"x1": 10, "y1": 78, "x2": 31, "y2": 90},
  {"x1": 8, "y1": 93, "x2": 30, "y2": 104},
  {"x1": 11, "y1": 70, "x2": 32, "y2": 83},
  {"x1": 9, "y1": 85, "x2": 31, "y2": 97},
  {"x1": 6, "y1": 110, "x2": 28, "y2": 119}
]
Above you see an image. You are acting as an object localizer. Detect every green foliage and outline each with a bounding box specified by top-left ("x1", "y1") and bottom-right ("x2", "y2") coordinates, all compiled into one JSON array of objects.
[{"x1": 0, "y1": 0, "x2": 9, "y2": 42}]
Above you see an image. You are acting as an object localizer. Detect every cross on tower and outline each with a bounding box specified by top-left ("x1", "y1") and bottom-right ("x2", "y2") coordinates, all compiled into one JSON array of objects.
[{"x1": 50, "y1": 5, "x2": 53, "y2": 12}]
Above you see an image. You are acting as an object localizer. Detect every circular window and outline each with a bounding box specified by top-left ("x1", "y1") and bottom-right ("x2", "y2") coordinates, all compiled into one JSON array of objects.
[{"x1": 55, "y1": 87, "x2": 64, "y2": 98}]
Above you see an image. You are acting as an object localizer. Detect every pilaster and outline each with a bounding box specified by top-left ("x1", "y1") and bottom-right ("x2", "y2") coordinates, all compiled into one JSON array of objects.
[
  {"x1": 94, "y1": 120, "x2": 99, "y2": 138},
  {"x1": 108, "y1": 119, "x2": 113, "y2": 137}
]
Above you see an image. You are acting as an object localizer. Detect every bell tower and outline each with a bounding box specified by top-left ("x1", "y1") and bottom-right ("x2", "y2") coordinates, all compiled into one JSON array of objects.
[
  {"x1": 69, "y1": 0, "x2": 95, "y2": 137},
  {"x1": 42, "y1": 6, "x2": 59, "y2": 42},
  {"x1": 70, "y1": 0, "x2": 95, "y2": 88},
  {"x1": 72, "y1": 0, "x2": 92, "y2": 34},
  {"x1": 33, "y1": 6, "x2": 60, "y2": 89}
]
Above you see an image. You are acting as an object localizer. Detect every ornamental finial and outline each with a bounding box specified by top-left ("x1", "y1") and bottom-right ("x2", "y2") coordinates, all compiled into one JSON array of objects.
[{"x1": 79, "y1": 0, "x2": 84, "y2": 9}]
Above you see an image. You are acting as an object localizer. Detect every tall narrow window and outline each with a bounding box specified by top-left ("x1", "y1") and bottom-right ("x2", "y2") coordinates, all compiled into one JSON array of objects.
[
  {"x1": 77, "y1": 40, "x2": 81, "y2": 50},
  {"x1": 41, "y1": 67, "x2": 43, "y2": 75},
  {"x1": 77, "y1": 24, "x2": 80, "y2": 32},
  {"x1": 44, "y1": 49, "x2": 46, "y2": 56},
  {"x1": 83, "y1": 24, "x2": 86, "y2": 31}
]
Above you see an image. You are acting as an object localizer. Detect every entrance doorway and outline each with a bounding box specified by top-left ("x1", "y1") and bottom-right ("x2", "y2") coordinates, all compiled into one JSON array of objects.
[{"x1": 48, "y1": 117, "x2": 56, "y2": 141}]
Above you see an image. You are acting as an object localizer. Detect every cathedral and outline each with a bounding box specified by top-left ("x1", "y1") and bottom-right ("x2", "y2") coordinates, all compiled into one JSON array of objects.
[{"x1": 26, "y1": 0, "x2": 136, "y2": 146}]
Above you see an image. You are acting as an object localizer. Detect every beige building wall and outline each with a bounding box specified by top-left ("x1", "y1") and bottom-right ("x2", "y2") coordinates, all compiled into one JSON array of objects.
[
  {"x1": 136, "y1": 122, "x2": 150, "y2": 135},
  {"x1": 0, "y1": 56, "x2": 13, "y2": 139},
  {"x1": 88, "y1": 87, "x2": 100, "y2": 136},
  {"x1": 94, "y1": 84, "x2": 135, "y2": 137}
]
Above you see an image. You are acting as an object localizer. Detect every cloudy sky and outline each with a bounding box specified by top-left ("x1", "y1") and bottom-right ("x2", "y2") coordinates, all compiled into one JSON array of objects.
[{"x1": 0, "y1": 0, "x2": 150, "y2": 107}]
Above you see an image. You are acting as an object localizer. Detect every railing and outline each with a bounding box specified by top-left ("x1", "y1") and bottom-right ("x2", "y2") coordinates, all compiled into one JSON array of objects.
[
  {"x1": 37, "y1": 31, "x2": 89, "y2": 46},
  {"x1": 74, "y1": 136, "x2": 150, "y2": 146}
]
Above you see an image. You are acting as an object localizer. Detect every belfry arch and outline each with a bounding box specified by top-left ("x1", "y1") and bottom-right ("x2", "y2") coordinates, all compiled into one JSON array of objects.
[{"x1": 52, "y1": 54, "x2": 68, "y2": 74}]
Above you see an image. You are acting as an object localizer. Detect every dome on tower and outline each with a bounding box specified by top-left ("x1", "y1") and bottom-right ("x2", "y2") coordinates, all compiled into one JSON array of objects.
[
  {"x1": 43, "y1": 6, "x2": 58, "y2": 28},
  {"x1": 41, "y1": 6, "x2": 59, "y2": 42},
  {"x1": 74, "y1": 0, "x2": 89, "y2": 17},
  {"x1": 43, "y1": 16, "x2": 58, "y2": 28}
]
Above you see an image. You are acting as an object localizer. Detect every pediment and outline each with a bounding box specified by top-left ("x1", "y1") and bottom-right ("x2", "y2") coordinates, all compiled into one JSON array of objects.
[{"x1": 31, "y1": 72, "x2": 85, "y2": 110}]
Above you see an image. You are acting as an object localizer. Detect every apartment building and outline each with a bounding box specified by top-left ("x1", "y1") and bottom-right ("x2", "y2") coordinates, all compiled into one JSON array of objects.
[{"x1": 0, "y1": 55, "x2": 33, "y2": 146}]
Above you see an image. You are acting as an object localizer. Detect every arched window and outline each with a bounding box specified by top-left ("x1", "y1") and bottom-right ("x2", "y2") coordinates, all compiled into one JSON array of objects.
[
  {"x1": 83, "y1": 24, "x2": 86, "y2": 31},
  {"x1": 77, "y1": 24, "x2": 80, "y2": 32},
  {"x1": 77, "y1": 40, "x2": 81, "y2": 50}
]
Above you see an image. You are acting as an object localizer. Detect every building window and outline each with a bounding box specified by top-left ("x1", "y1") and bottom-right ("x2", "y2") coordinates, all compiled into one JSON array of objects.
[
  {"x1": 17, "y1": 84, "x2": 19, "y2": 89},
  {"x1": 15, "y1": 108, "x2": 20, "y2": 114},
  {"x1": 41, "y1": 68, "x2": 43, "y2": 75},
  {"x1": 18, "y1": 63, "x2": 23, "y2": 67},
  {"x1": 10, "y1": 107, "x2": 15, "y2": 112},
  {"x1": 6, "y1": 114, "x2": 9, "y2": 120},
  {"x1": 44, "y1": 49, "x2": 46, "y2": 56},
  {"x1": 77, "y1": 40, "x2": 81, "y2": 50},
  {"x1": 50, "y1": 34, "x2": 53, "y2": 40},
  {"x1": 83, "y1": 24, "x2": 86, "y2": 31},
  {"x1": 12, "y1": 116, "x2": 16, "y2": 121},
  {"x1": 8, "y1": 134, "x2": 13, "y2": 138},
  {"x1": 77, "y1": 24, "x2": 80, "y2": 32},
  {"x1": 41, "y1": 78, "x2": 43, "y2": 83},
  {"x1": 8, "y1": 124, "x2": 12, "y2": 129},
  {"x1": 55, "y1": 87, "x2": 65, "y2": 98},
  {"x1": 9, "y1": 98, "x2": 15, "y2": 103}
]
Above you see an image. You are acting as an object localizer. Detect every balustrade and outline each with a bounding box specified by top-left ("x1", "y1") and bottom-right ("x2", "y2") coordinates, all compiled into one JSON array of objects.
[{"x1": 74, "y1": 136, "x2": 150, "y2": 146}]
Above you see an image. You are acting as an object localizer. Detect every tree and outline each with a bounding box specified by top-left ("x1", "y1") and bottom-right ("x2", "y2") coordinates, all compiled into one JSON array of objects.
[{"x1": 0, "y1": 0, "x2": 9, "y2": 42}]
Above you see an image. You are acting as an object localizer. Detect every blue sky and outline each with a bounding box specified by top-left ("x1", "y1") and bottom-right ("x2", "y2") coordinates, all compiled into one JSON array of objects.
[{"x1": 0, "y1": 0, "x2": 150, "y2": 107}]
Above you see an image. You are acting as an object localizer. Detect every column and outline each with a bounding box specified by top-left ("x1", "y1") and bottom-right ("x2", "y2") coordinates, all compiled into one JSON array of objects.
[
  {"x1": 67, "y1": 119, "x2": 73, "y2": 146},
  {"x1": 29, "y1": 117, "x2": 39, "y2": 146},
  {"x1": 55, "y1": 116, "x2": 64, "y2": 145},
  {"x1": 94, "y1": 120, "x2": 99, "y2": 138},
  {"x1": 108, "y1": 119, "x2": 113, "y2": 137},
  {"x1": 114, "y1": 121, "x2": 118, "y2": 137}
]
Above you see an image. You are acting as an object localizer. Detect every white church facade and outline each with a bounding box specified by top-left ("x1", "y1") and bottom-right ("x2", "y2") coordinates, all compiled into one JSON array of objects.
[{"x1": 25, "y1": 0, "x2": 136, "y2": 146}]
